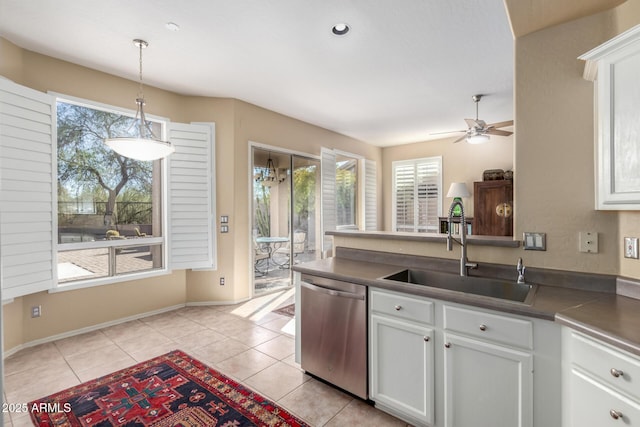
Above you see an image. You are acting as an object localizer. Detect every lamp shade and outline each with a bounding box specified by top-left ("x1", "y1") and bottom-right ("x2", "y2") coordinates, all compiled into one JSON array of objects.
[
  {"x1": 447, "y1": 182, "x2": 471, "y2": 198},
  {"x1": 105, "y1": 137, "x2": 175, "y2": 161}
]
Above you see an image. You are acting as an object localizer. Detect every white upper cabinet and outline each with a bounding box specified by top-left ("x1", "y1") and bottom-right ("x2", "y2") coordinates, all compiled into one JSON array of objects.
[{"x1": 581, "y1": 24, "x2": 640, "y2": 210}]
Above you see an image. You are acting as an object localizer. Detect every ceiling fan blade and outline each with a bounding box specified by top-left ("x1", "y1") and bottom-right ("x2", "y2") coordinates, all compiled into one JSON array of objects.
[
  {"x1": 464, "y1": 118, "x2": 479, "y2": 128},
  {"x1": 486, "y1": 129, "x2": 513, "y2": 137},
  {"x1": 453, "y1": 134, "x2": 468, "y2": 143},
  {"x1": 430, "y1": 129, "x2": 466, "y2": 135},
  {"x1": 487, "y1": 120, "x2": 514, "y2": 129}
]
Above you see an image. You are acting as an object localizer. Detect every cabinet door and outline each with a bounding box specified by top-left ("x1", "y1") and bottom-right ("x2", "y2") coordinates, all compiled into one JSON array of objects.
[
  {"x1": 443, "y1": 333, "x2": 532, "y2": 427},
  {"x1": 473, "y1": 180, "x2": 513, "y2": 236},
  {"x1": 580, "y1": 26, "x2": 640, "y2": 209},
  {"x1": 370, "y1": 314, "x2": 435, "y2": 425}
]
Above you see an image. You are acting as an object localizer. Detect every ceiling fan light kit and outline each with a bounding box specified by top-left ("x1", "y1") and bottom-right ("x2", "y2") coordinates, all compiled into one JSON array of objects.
[{"x1": 467, "y1": 133, "x2": 490, "y2": 144}]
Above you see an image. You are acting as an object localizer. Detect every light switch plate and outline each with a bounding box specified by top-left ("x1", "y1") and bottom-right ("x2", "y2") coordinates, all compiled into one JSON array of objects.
[
  {"x1": 523, "y1": 232, "x2": 546, "y2": 250},
  {"x1": 624, "y1": 237, "x2": 639, "y2": 259}
]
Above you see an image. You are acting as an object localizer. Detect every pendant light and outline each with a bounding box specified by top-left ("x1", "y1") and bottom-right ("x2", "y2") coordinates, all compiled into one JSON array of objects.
[
  {"x1": 104, "y1": 39, "x2": 175, "y2": 161},
  {"x1": 255, "y1": 153, "x2": 286, "y2": 187}
]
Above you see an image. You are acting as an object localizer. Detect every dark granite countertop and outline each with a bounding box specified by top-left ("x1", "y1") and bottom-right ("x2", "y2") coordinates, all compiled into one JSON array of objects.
[{"x1": 293, "y1": 253, "x2": 640, "y2": 357}]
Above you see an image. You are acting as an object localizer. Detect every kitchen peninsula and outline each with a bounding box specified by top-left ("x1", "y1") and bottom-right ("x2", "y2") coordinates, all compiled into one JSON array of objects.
[{"x1": 293, "y1": 230, "x2": 640, "y2": 427}]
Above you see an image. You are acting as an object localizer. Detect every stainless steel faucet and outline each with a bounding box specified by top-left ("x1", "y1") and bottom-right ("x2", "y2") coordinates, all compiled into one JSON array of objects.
[
  {"x1": 517, "y1": 258, "x2": 526, "y2": 284},
  {"x1": 447, "y1": 200, "x2": 478, "y2": 276}
]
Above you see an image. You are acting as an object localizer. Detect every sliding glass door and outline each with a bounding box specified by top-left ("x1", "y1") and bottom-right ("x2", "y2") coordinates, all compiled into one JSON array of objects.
[{"x1": 252, "y1": 147, "x2": 320, "y2": 294}]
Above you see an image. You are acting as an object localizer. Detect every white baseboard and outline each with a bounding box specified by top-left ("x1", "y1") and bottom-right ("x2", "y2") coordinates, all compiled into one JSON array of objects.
[
  {"x1": 186, "y1": 297, "x2": 251, "y2": 307},
  {"x1": 3, "y1": 304, "x2": 185, "y2": 359}
]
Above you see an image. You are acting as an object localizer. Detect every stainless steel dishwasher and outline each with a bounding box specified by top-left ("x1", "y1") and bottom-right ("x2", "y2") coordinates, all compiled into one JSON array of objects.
[{"x1": 300, "y1": 273, "x2": 367, "y2": 399}]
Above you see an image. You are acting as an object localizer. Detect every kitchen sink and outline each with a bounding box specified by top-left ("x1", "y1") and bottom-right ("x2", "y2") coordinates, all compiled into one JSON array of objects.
[{"x1": 381, "y1": 268, "x2": 536, "y2": 304}]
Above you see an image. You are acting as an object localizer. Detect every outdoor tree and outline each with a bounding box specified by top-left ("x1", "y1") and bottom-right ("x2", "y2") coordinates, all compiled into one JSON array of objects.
[
  {"x1": 293, "y1": 165, "x2": 316, "y2": 231},
  {"x1": 57, "y1": 102, "x2": 152, "y2": 226}
]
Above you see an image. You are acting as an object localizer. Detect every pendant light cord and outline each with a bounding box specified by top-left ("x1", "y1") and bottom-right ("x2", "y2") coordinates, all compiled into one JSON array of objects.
[{"x1": 134, "y1": 39, "x2": 148, "y2": 100}]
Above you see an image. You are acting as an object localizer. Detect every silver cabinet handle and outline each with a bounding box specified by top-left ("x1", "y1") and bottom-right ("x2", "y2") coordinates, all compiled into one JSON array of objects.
[
  {"x1": 423, "y1": 336, "x2": 430, "y2": 342},
  {"x1": 394, "y1": 305, "x2": 402, "y2": 311},
  {"x1": 445, "y1": 343, "x2": 451, "y2": 348},
  {"x1": 610, "y1": 409, "x2": 623, "y2": 420},
  {"x1": 479, "y1": 324, "x2": 487, "y2": 331},
  {"x1": 610, "y1": 368, "x2": 624, "y2": 378}
]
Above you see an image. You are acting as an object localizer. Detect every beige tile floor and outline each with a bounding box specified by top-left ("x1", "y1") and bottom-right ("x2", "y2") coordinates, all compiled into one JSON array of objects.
[{"x1": 2, "y1": 290, "x2": 408, "y2": 427}]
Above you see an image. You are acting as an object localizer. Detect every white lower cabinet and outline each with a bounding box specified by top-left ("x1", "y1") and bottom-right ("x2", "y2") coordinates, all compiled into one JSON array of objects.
[
  {"x1": 369, "y1": 287, "x2": 557, "y2": 427},
  {"x1": 442, "y1": 304, "x2": 533, "y2": 427},
  {"x1": 443, "y1": 332, "x2": 533, "y2": 427},
  {"x1": 371, "y1": 314, "x2": 435, "y2": 425},
  {"x1": 369, "y1": 288, "x2": 435, "y2": 426},
  {"x1": 564, "y1": 329, "x2": 640, "y2": 426}
]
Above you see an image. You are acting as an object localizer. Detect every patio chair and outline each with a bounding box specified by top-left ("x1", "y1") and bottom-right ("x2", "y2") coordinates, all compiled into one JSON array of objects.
[
  {"x1": 273, "y1": 231, "x2": 306, "y2": 268},
  {"x1": 254, "y1": 240, "x2": 270, "y2": 276}
]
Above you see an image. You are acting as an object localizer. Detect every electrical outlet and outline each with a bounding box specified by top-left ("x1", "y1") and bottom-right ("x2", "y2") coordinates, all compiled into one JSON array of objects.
[
  {"x1": 624, "y1": 237, "x2": 639, "y2": 259},
  {"x1": 31, "y1": 305, "x2": 42, "y2": 318},
  {"x1": 220, "y1": 277, "x2": 225, "y2": 286}
]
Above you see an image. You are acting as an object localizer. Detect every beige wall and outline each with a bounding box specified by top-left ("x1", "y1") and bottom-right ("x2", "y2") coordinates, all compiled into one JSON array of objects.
[
  {"x1": 513, "y1": 10, "x2": 620, "y2": 274},
  {"x1": 0, "y1": 38, "x2": 380, "y2": 351},
  {"x1": 381, "y1": 134, "x2": 514, "y2": 230},
  {"x1": 341, "y1": 1, "x2": 640, "y2": 278}
]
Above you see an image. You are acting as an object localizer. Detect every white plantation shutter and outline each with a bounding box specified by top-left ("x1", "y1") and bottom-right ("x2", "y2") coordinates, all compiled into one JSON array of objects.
[
  {"x1": 168, "y1": 122, "x2": 216, "y2": 270},
  {"x1": 392, "y1": 157, "x2": 442, "y2": 233},
  {"x1": 364, "y1": 159, "x2": 377, "y2": 231},
  {"x1": 0, "y1": 79, "x2": 56, "y2": 299},
  {"x1": 321, "y1": 148, "x2": 336, "y2": 255}
]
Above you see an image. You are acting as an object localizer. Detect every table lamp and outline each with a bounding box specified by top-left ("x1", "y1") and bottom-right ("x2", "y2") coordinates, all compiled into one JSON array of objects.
[{"x1": 447, "y1": 182, "x2": 471, "y2": 217}]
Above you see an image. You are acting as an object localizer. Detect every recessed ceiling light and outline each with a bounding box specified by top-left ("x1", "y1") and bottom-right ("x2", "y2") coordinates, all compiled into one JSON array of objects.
[
  {"x1": 165, "y1": 22, "x2": 180, "y2": 32},
  {"x1": 332, "y1": 23, "x2": 350, "y2": 36}
]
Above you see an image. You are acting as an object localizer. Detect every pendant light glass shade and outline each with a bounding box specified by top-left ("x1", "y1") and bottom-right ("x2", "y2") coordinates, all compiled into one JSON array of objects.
[{"x1": 104, "y1": 39, "x2": 174, "y2": 161}]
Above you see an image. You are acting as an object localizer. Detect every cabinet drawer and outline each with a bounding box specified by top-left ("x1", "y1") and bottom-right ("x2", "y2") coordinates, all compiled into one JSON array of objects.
[
  {"x1": 571, "y1": 369, "x2": 640, "y2": 426},
  {"x1": 571, "y1": 331, "x2": 640, "y2": 401},
  {"x1": 443, "y1": 305, "x2": 532, "y2": 349},
  {"x1": 370, "y1": 288, "x2": 434, "y2": 325}
]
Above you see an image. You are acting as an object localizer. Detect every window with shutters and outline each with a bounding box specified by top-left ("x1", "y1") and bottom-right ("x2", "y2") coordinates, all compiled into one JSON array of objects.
[
  {"x1": 336, "y1": 154, "x2": 358, "y2": 229},
  {"x1": 321, "y1": 148, "x2": 377, "y2": 254},
  {"x1": 56, "y1": 98, "x2": 166, "y2": 285},
  {"x1": 392, "y1": 157, "x2": 442, "y2": 233},
  {"x1": 1, "y1": 81, "x2": 214, "y2": 298}
]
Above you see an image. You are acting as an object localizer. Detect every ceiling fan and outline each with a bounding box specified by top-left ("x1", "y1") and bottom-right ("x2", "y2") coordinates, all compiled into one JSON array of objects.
[{"x1": 435, "y1": 94, "x2": 514, "y2": 143}]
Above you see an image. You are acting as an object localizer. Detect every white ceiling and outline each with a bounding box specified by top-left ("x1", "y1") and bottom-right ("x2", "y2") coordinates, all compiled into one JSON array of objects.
[{"x1": 0, "y1": 0, "x2": 514, "y2": 147}]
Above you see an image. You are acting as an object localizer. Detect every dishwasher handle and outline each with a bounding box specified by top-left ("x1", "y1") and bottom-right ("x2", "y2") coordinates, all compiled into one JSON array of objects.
[{"x1": 301, "y1": 281, "x2": 365, "y2": 300}]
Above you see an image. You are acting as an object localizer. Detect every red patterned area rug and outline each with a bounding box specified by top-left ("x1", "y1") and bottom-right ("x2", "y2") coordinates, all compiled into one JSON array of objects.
[{"x1": 29, "y1": 349, "x2": 309, "y2": 427}]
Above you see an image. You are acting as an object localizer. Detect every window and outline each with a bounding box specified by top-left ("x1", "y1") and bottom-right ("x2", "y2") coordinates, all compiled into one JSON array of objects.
[
  {"x1": 56, "y1": 99, "x2": 165, "y2": 285},
  {"x1": 321, "y1": 148, "x2": 377, "y2": 254},
  {"x1": 392, "y1": 157, "x2": 442, "y2": 233},
  {"x1": 1, "y1": 79, "x2": 216, "y2": 299},
  {"x1": 336, "y1": 154, "x2": 358, "y2": 229}
]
